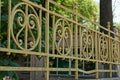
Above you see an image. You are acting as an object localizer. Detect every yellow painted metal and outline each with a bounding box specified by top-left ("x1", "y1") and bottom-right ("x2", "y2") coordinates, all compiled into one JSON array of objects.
[
  {"x1": 0, "y1": 0, "x2": 120, "y2": 79},
  {"x1": 74, "y1": 2, "x2": 78, "y2": 80},
  {"x1": 108, "y1": 22, "x2": 112, "y2": 78},
  {"x1": 7, "y1": 0, "x2": 11, "y2": 55},
  {"x1": 45, "y1": 0, "x2": 50, "y2": 80},
  {"x1": 94, "y1": 16, "x2": 99, "y2": 79}
]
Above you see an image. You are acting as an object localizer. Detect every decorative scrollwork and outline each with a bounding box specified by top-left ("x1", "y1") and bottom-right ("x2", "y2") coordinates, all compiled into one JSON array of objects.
[
  {"x1": 112, "y1": 41, "x2": 119, "y2": 62},
  {"x1": 82, "y1": 30, "x2": 94, "y2": 59},
  {"x1": 99, "y1": 34, "x2": 108, "y2": 61},
  {"x1": 55, "y1": 19, "x2": 72, "y2": 55},
  {"x1": 10, "y1": 3, "x2": 40, "y2": 50}
]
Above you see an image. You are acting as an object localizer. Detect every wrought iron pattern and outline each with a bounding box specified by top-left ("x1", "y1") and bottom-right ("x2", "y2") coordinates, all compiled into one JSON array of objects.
[
  {"x1": 55, "y1": 19, "x2": 72, "y2": 56},
  {"x1": 11, "y1": 3, "x2": 41, "y2": 51},
  {"x1": 99, "y1": 33, "x2": 109, "y2": 61},
  {"x1": 112, "y1": 40, "x2": 119, "y2": 62},
  {"x1": 0, "y1": 0, "x2": 120, "y2": 80},
  {"x1": 82, "y1": 30, "x2": 94, "y2": 59}
]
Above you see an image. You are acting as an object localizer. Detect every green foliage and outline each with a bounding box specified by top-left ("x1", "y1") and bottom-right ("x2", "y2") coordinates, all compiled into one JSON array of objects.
[
  {"x1": 0, "y1": 1, "x2": 21, "y2": 79},
  {"x1": 51, "y1": 0, "x2": 98, "y2": 20},
  {"x1": 114, "y1": 22, "x2": 120, "y2": 29},
  {"x1": 78, "y1": 0, "x2": 98, "y2": 20},
  {"x1": 0, "y1": 60, "x2": 20, "y2": 80},
  {"x1": 0, "y1": 59, "x2": 19, "y2": 67},
  {"x1": 1, "y1": 0, "x2": 8, "y2": 42},
  {"x1": 0, "y1": 2, "x2": 4, "y2": 7}
]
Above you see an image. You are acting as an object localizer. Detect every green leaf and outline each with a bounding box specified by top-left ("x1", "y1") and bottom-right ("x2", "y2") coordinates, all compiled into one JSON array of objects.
[
  {"x1": 0, "y1": 60, "x2": 19, "y2": 80},
  {"x1": 0, "y1": 2, "x2": 4, "y2": 7},
  {"x1": 0, "y1": 60, "x2": 9, "y2": 66},
  {"x1": 0, "y1": 71, "x2": 7, "y2": 80},
  {"x1": 12, "y1": 72, "x2": 19, "y2": 80},
  {"x1": 7, "y1": 71, "x2": 14, "y2": 77},
  {"x1": 9, "y1": 61, "x2": 20, "y2": 67},
  {"x1": 1, "y1": 15, "x2": 8, "y2": 21}
]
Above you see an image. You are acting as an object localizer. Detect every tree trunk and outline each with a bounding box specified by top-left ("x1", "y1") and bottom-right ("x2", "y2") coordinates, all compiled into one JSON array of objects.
[
  {"x1": 100, "y1": 0, "x2": 112, "y2": 78},
  {"x1": 100, "y1": 0, "x2": 117, "y2": 78},
  {"x1": 100, "y1": 0, "x2": 113, "y2": 34}
]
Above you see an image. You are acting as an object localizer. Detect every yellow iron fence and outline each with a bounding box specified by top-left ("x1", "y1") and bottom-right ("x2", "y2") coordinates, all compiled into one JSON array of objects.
[{"x1": 0, "y1": 0, "x2": 120, "y2": 80}]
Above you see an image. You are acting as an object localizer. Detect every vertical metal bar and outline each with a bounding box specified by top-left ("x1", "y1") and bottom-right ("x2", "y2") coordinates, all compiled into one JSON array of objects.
[
  {"x1": 86, "y1": 31, "x2": 89, "y2": 59},
  {"x1": 25, "y1": 4, "x2": 28, "y2": 50},
  {"x1": 71, "y1": 14, "x2": 74, "y2": 58},
  {"x1": 39, "y1": 5, "x2": 42, "y2": 56},
  {"x1": 94, "y1": 16, "x2": 99, "y2": 79},
  {"x1": 56, "y1": 57, "x2": 58, "y2": 75},
  {"x1": 79, "y1": 25, "x2": 82, "y2": 58},
  {"x1": 107, "y1": 22, "x2": 112, "y2": 78},
  {"x1": 24, "y1": 3, "x2": 28, "y2": 56},
  {"x1": 52, "y1": 13, "x2": 55, "y2": 55},
  {"x1": 79, "y1": 22, "x2": 84, "y2": 76},
  {"x1": 74, "y1": 2, "x2": 78, "y2": 80},
  {"x1": 96, "y1": 60, "x2": 99, "y2": 78},
  {"x1": 7, "y1": 0, "x2": 11, "y2": 55},
  {"x1": 45, "y1": 0, "x2": 49, "y2": 80},
  {"x1": 82, "y1": 60, "x2": 85, "y2": 76},
  {"x1": 62, "y1": 20, "x2": 65, "y2": 56},
  {"x1": 69, "y1": 59, "x2": 72, "y2": 75},
  {"x1": 95, "y1": 30, "x2": 99, "y2": 78}
]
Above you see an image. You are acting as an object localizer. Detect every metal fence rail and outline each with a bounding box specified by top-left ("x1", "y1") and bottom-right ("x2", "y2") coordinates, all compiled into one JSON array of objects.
[{"x1": 0, "y1": 0, "x2": 120, "y2": 80}]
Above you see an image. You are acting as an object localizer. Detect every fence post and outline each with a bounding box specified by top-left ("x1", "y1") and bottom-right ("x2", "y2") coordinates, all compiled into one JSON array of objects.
[
  {"x1": 94, "y1": 15, "x2": 99, "y2": 79},
  {"x1": 45, "y1": 0, "x2": 50, "y2": 80},
  {"x1": 7, "y1": 0, "x2": 11, "y2": 55},
  {"x1": 107, "y1": 22, "x2": 112, "y2": 78},
  {"x1": 74, "y1": 2, "x2": 78, "y2": 80}
]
